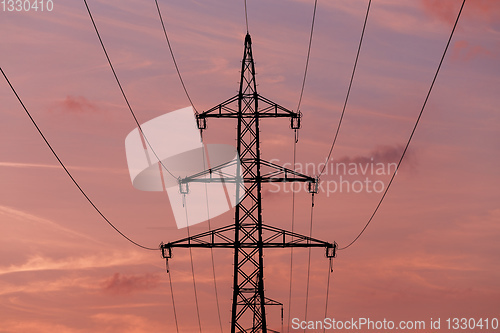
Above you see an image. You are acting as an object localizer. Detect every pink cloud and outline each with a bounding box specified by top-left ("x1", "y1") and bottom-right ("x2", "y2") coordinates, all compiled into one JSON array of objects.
[
  {"x1": 330, "y1": 145, "x2": 417, "y2": 175},
  {"x1": 421, "y1": 0, "x2": 500, "y2": 25},
  {"x1": 421, "y1": 0, "x2": 462, "y2": 25},
  {"x1": 452, "y1": 40, "x2": 494, "y2": 61},
  {"x1": 102, "y1": 273, "x2": 160, "y2": 295},
  {"x1": 57, "y1": 95, "x2": 99, "y2": 113}
]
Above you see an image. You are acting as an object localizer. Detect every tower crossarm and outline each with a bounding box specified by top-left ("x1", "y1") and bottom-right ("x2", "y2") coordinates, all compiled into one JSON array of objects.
[
  {"x1": 176, "y1": 158, "x2": 316, "y2": 185},
  {"x1": 196, "y1": 94, "x2": 299, "y2": 120},
  {"x1": 196, "y1": 93, "x2": 302, "y2": 129},
  {"x1": 160, "y1": 224, "x2": 336, "y2": 258},
  {"x1": 256, "y1": 94, "x2": 300, "y2": 118},
  {"x1": 258, "y1": 159, "x2": 315, "y2": 183}
]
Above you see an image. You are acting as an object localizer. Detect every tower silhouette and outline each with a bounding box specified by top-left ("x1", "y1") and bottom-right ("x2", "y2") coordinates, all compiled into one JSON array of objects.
[{"x1": 161, "y1": 33, "x2": 336, "y2": 333}]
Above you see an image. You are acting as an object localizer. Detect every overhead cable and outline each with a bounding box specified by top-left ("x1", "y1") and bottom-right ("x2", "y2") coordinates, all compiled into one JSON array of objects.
[
  {"x1": 184, "y1": 201, "x2": 203, "y2": 333},
  {"x1": 83, "y1": 0, "x2": 176, "y2": 179},
  {"x1": 201, "y1": 137, "x2": 224, "y2": 333},
  {"x1": 288, "y1": 2, "x2": 320, "y2": 330},
  {"x1": 339, "y1": 0, "x2": 466, "y2": 251},
  {"x1": 322, "y1": 260, "x2": 334, "y2": 333},
  {"x1": 154, "y1": 0, "x2": 198, "y2": 113},
  {"x1": 296, "y1": 0, "x2": 318, "y2": 114},
  {"x1": 303, "y1": 196, "x2": 316, "y2": 333},
  {"x1": 1, "y1": 68, "x2": 157, "y2": 251},
  {"x1": 166, "y1": 261, "x2": 180, "y2": 333},
  {"x1": 318, "y1": 0, "x2": 371, "y2": 178}
]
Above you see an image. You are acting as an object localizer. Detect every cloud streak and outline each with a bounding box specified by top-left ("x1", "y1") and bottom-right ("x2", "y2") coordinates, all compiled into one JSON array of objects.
[
  {"x1": 0, "y1": 252, "x2": 148, "y2": 276},
  {"x1": 102, "y1": 273, "x2": 160, "y2": 295},
  {"x1": 421, "y1": 0, "x2": 500, "y2": 25},
  {"x1": 0, "y1": 205, "x2": 103, "y2": 245},
  {"x1": 56, "y1": 95, "x2": 99, "y2": 113},
  {"x1": 0, "y1": 162, "x2": 127, "y2": 174},
  {"x1": 452, "y1": 40, "x2": 495, "y2": 62}
]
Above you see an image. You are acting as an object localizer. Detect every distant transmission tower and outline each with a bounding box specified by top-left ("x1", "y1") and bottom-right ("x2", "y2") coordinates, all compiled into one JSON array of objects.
[{"x1": 161, "y1": 33, "x2": 336, "y2": 333}]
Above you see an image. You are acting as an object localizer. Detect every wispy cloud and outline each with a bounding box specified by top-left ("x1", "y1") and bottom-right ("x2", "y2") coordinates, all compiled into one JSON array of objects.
[
  {"x1": 0, "y1": 320, "x2": 83, "y2": 333},
  {"x1": 452, "y1": 40, "x2": 495, "y2": 62},
  {"x1": 421, "y1": 0, "x2": 500, "y2": 25},
  {"x1": 0, "y1": 205, "x2": 103, "y2": 245},
  {"x1": 0, "y1": 162, "x2": 61, "y2": 169},
  {"x1": 421, "y1": 0, "x2": 462, "y2": 25},
  {"x1": 0, "y1": 252, "x2": 147, "y2": 276},
  {"x1": 330, "y1": 145, "x2": 417, "y2": 173},
  {"x1": 55, "y1": 95, "x2": 99, "y2": 113},
  {"x1": 90, "y1": 313, "x2": 162, "y2": 332},
  {"x1": 0, "y1": 275, "x2": 96, "y2": 296},
  {"x1": 102, "y1": 272, "x2": 160, "y2": 295},
  {"x1": 0, "y1": 162, "x2": 126, "y2": 174}
]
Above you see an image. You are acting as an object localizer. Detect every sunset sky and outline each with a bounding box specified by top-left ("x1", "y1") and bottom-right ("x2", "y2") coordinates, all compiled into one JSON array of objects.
[{"x1": 1, "y1": 0, "x2": 499, "y2": 332}]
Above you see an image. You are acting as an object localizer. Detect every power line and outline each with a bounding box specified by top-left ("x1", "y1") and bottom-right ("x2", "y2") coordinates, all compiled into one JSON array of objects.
[
  {"x1": 303, "y1": 195, "x2": 316, "y2": 333},
  {"x1": 286, "y1": 131, "x2": 298, "y2": 333},
  {"x1": 153, "y1": 1, "x2": 228, "y2": 329},
  {"x1": 296, "y1": 0, "x2": 318, "y2": 114},
  {"x1": 287, "y1": 2, "x2": 319, "y2": 328},
  {"x1": 339, "y1": 0, "x2": 466, "y2": 251},
  {"x1": 322, "y1": 260, "x2": 334, "y2": 333},
  {"x1": 207, "y1": 225, "x2": 224, "y2": 333},
  {"x1": 184, "y1": 202, "x2": 203, "y2": 333},
  {"x1": 82, "y1": 0, "x2": 176, "y2": 179},
  {"x1": 318, "y1": 0, "x2": 371, "y2": 178},
  {"x1": 1, "y1": 68, "x2": 157, "y2": 251},
  {"x1": 201, "y1": 137, "x2": 224, "y2": 333},
  {"x1": 154, "y1": 0, "x2": 198, "y2": 113},
  {"x1": 154, "y1": 1, "x2": 223, "y2": 326},
  {"x1": 165, "y1": 261, "x2": 180, "y2": 333}
]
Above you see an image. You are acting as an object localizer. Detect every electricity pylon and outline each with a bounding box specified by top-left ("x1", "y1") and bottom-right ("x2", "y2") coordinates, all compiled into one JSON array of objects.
[{"x1": 161, "y1": 33, "x2": 336, "y2": 333}]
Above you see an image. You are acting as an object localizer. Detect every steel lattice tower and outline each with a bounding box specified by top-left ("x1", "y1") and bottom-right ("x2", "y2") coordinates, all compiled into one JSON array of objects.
[{"x1": 161, "y1": 33, "x2": 336, "y2": 333}]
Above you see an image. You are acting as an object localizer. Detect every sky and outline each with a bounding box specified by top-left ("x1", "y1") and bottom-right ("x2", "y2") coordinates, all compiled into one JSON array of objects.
[{"x1": 1, "y1": 0, "x2": 499, "y2": 332}]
